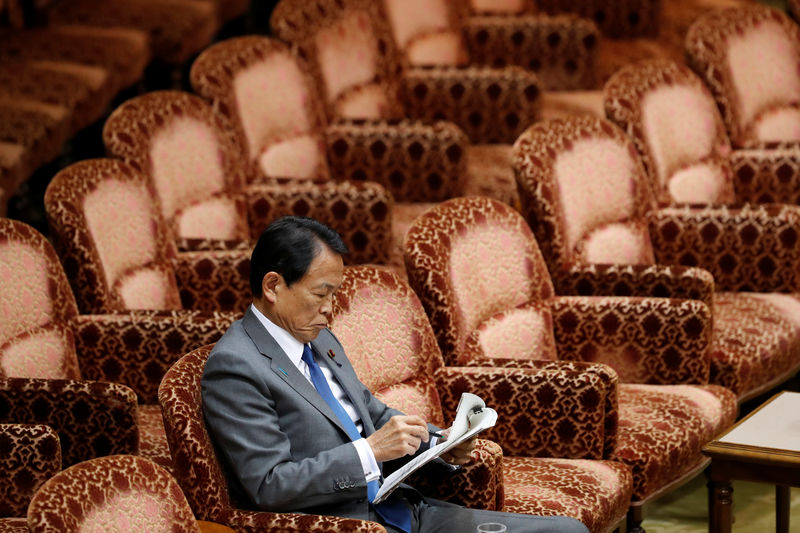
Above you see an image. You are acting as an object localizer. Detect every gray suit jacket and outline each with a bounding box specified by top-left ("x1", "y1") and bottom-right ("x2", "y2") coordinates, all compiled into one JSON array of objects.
[{"x1": 202, "y1": 308, "x2": 433, "y2": 520}]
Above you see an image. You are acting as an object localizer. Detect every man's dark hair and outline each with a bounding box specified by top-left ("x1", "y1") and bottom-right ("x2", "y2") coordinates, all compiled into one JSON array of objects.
[{"x1": 249, "y1": 216, "x2": 349, "y2": 297}]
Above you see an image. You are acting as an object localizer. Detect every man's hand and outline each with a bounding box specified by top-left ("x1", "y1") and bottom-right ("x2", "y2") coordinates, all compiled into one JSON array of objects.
[
  {"x1": 441, "y1": 434, "x2": 477, "y2": 466},
  {"x1": 366, "y1": 415, "x2": 429, "y2": 462}
]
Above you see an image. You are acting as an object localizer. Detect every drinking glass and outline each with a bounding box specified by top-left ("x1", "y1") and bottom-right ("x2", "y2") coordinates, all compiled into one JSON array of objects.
[{"x1": 477, "y1": 523, "x2": 507, "y2": 533}]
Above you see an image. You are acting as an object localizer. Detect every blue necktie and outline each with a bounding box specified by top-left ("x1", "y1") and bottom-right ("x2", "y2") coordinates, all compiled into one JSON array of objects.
[{"x1": 302, "y1": 344, "x2": 412, "y2": 533}]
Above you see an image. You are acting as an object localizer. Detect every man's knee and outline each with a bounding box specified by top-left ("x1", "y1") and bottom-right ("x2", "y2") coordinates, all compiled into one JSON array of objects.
[{"x1": 554, "y1": 516, "x2": 590, "y2": 533}]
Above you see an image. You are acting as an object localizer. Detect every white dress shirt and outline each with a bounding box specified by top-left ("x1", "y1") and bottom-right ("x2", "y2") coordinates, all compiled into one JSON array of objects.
[{"x1": 251, "y1": 304, "x2": 381, "y2": 482}]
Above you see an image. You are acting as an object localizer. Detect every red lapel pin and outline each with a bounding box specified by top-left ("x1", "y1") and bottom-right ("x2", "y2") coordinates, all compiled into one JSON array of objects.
[{"x1": 327, "y1": 349, "x2": 336, "y2": 359}]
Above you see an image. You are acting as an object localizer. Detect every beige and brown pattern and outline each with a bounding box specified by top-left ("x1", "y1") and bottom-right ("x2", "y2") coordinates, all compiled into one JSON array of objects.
[
  {"x1": 27, "y1": 455, "x2": 200, "y2": 533},
  {"x1": 604, "y1": 59, "x2": 800, "y2": 209},
  {"x1": 535, "y1": 0, "x2": 660, "y2": 38},
  {"x1": 790, "y1": 0, "x2": 800, "y2": 22},
  {"x1": 0, "y1": 424, "x2": 60, "y2": 518},
  {"x1": 331, "y1": 265, "x2": 633, "y2": 532},
  {"x1": 513, "y1": 115, "x2": 800, "y2": 400},
  {"x1": 685, "y1": 5, "x2": 800, "y2": 148},
  {"x1": 159, "y1": 347, "x2": 389, "y2": 533}
]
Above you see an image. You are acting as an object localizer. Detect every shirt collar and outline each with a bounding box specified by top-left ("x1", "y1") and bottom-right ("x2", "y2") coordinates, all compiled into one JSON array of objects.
[{"x1": 250, "y1": 304, "x2": 305, "y2": 368}]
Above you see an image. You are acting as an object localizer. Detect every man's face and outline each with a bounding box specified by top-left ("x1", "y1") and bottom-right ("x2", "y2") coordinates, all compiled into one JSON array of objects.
[{"x1": 267, "y1": 244, "x2": 344, "y2": 344}]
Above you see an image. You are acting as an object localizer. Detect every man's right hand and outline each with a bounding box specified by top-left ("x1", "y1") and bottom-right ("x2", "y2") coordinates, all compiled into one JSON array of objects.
[{"x1": 366, "y1": 415, "x2": 429, "y2": 462}]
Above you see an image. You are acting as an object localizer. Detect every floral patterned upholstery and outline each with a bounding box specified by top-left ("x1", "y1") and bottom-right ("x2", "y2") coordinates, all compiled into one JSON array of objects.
[
  {"x1": 401, "y1": 197, "x2": 737, "y2": 518},
  {"x1": 159, "y1": 347, "x2": 389, "y2": 533},
  {"x1": 533, "y1": 0, "x2": 660, "y2": 38},
  {"x1": 604, "y1": 58, "x2": 800, "y2": 208},
  {"x1": 46, "y1": 0, "x2": 217, "y2": 65},
  {"x1": 331, "y1": 265, "x2": 634, "y2": 532},
  {"x1": 685, "y1": 5, "x2": 800, "y2": 148},
  {"x1": 383, "y1": 0, "x2": 598, "y2": 91},
  {"x1": 0, "y1": 424, "x2": 60, "y2": 519},
  {"x1": 513, "y1": 115, "x2": 800, "y2": 400},
  {"x1": 271, "y1": 0, "x2": 535, "y2": 207},
  {"x1": 44, "y1": 158, "x2": 251, "y2": 314},
  {"x1": 27, "y1": 455, "x2": 200, "y2": 532}
]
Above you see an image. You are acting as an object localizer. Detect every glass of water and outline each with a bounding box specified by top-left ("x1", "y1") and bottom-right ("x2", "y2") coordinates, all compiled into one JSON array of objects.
[{"x1": 477, "y1": 523, "x2": 507, "y2": 533}]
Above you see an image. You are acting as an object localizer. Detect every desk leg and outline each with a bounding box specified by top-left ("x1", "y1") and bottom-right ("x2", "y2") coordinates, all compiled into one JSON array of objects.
[
  {"x1": 777, "y1": 485, "x2": 790, "y2": 533},
  {"x1": 708, "y1": 479, "x2": 733, "y2": 533}
]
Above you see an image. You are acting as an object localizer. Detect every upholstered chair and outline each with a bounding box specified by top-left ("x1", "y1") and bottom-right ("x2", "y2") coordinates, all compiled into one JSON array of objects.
[
  {"x1": 403, "y1": 196, "x2": 737, "y2": 530},
  {"x1": 331, "y1": 265, "x2": 635, "y2": 533},
  {"x1": 382, "y1": 0, "x2": 599, "y2": 91},
  {"x1": 104, "y1": 89, "x2": 394, "y2": 267},
  {"x1": 604, "y1": 59, "x2": 800, "y2": 206},
  {"x1": 26, "y1": 455, "x2": 206, "y2": 533},
  {"x1": 0, "y1": 424, "x2": 60, "y2": 530},
  {"x1": 513, "y1": 115, "x2": 800, "y2": 402},
  {"x1": 44, "y1": 0, "x2": 217, "y2": 67},
  {"x1": 160, "y1": 346, "x2": 397, "y2": 532},
  {"x1": 44, "y1": 158, "x2": 252, "y2": 313},
  {"x1": 686, "y1": 5, "x2": 800, "y2": 149},
  {"x1": 271, "y1": 0, "x2": 541, "y2": 210}
]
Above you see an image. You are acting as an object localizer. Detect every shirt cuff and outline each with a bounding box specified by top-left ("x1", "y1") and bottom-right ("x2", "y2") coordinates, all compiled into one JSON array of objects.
[{"x1": 353, "y1": 438, "x2": 381, "y2": 482}]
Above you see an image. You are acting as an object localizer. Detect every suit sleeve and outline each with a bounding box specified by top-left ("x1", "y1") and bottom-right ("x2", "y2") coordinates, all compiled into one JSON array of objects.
[{"x1": 202, "y1": 346, "x2": 367, "y2": 512}]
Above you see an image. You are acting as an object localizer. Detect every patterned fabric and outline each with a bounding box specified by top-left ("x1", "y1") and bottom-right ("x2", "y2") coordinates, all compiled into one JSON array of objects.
[
  {"x1": 0, "y1": 424, "x2": 60, "y2": 518},
  {"x1": 27, "y1": 455, "x2": 200, "y2": 532},
  {"x1": 0, "y1": 517, "x2": 28, "y2": 532},
  {"x1": 685, "y1": 5, "x2": 800, "y2": 148},
  {"x1": 535, "y1": 0, "x2": 660, "y2": 38},
  {"x1": 103, "y1": 90, "x2": 250, "y2": 243},
  {"x1": 0, "y1": 378, "x2": 139, "y2": 467},
  {"x1": 172, "y1": 250, "x2": 252, "y2": 313},
  {"x1": 512, "y1": 115, "x2": 800, "y2": 398},
  {"x1": 46, "y1": 0, "x2": 217, "y2": 65},
  {"x1": 158, "y1": 347, "x2": 389, "y2": 533},
  {"x1": 791, "y1": 0, "x2": 800, "y2": 22},
  {"x1": 730, "y1": 148, "x2": 800, "y2": 206},
  {"x1": 330, "y1": 265, "x2": 633, "y2": 531}
]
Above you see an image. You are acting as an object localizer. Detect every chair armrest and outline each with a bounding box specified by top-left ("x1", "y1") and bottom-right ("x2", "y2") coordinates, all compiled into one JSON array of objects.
[
  {"x1": 407, "y1": 439, "x2": 503, "y2": 511},
  {"x1": 464, "y1": 14, "x2": 599, "y2": 90},
  {"x1": 552, "y1": 263, "x2": 715, "y2": 309},
  {"x1": 173, "y1": 249, "x2": 252, "y2": 312},
  {"x1": 72, "y1": 311, "x2": 236, "y2": 404},
  {"x1": 244, "y1": 181, "x2": 394, "y2": 265},
  {"x1": 0, "y1": 378, "x2": 139, "y2": 466},
  {"x1": 325, "y1": 120, "x2": 467, "y2": 203},
  {"x1": 730, "y1": 147, "x2": 800, "y2": 205},
  {"x1": 550, "y1": 296, "x2": 711, "y2": 385},
  {"x1": 649, "y1": 204, "x2": 800, "y2": 293},
  {"x1": 435, "y1": 365, "x2": 612, "y2": 459},
  {"x1": 401, "y1": 65, "x2": 540, "y2": 144},
  {"x1": 0, "y1": 423, "x2": 61, "y2": 517},
  {"x1": 216, "y1": 509, "x2": 387, "y2": 533}
]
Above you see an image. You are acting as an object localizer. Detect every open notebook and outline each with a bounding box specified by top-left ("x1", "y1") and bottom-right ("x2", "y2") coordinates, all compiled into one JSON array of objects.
[{"x1": 373, "y1": 392, "x2": 498, "y2": 504}]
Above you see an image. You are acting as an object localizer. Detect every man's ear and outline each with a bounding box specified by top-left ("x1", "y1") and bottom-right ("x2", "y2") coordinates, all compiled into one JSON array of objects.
[{"x1": 261, "y1": 272, "x2": 282, "y2": 304}]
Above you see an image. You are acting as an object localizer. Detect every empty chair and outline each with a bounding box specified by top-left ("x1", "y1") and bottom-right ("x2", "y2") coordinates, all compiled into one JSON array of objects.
[
  {"x1": 604, "y1": 58, "x2": 800, "y2": 206},
  {"x1": 513, "y1": 114, "x2": 800, "y2": 401},
  {"x1": 331, "y1": 265, "x2": 636, "y2": 532},
  {"x1": 403, "y1": 196, "x2": 737, "y2": 530},
  {"x1": 27, "y1": 455, "x2": 201, "y2": 533}
]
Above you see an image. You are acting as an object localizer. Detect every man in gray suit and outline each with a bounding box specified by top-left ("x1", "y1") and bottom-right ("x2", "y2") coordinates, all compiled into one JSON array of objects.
[{"x1": 202, "y1": 216, "x2": 589, "y2": 533}]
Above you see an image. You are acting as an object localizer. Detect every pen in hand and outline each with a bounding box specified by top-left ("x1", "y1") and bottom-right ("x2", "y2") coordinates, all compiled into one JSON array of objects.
[{"x1": 429, "y1": 430, "x2": 444, "y2": 439}]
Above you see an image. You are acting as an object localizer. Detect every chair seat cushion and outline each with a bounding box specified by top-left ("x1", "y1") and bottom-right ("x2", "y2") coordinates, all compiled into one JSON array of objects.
[
  {"x1": 502, "y1": 457, "x2": 632, "y2": 533},
  {"x1": 137, "y1": 403, "x2": 173, "y2": 473},
  {"x1": 613, "y1": 383, "x2": 737, "y2": 501},
  {"x1": 711, "y1": 292, "x2": 800, "y2": 397},
  {"x1": 465, "y1": 144, "x2": 518, "y2": 207}
]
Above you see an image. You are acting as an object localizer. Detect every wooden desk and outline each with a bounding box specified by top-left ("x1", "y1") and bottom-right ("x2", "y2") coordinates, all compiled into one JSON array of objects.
[{"x1": 703, "y1": 391, "x2": 800, "y2": 533}]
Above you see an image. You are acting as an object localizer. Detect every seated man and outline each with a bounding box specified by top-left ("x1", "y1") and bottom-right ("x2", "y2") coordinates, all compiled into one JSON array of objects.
[{"x1": 202, "y1": 216, "x2": 589, "y2": 533}]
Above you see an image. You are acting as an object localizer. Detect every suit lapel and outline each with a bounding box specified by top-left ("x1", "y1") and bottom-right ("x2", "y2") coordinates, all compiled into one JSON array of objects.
[{"x1": 242, "y1": 310, "x2": 350, "y2": 436}]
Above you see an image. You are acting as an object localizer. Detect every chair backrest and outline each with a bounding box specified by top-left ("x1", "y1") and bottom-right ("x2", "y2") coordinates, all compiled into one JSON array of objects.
[
  {"x1": 158, "y1": 346, "x2": 237, "y2": 522},
  {"x1": 0, "y1": 423, "x2": 61, "y2": 518},
  {"x1": 271, "y1": 0, "x2": 406, "y2": 122},
  {"x1": 382, "y1": 0, "x2": 469, "y2": 67},
  {"x1": 27, "y1": 454, "x2": 200, "y2": 533},
  {"x1": 0, "y1": 219, "x2": 81, "y2": 380},
  {"x1": 103, "y1": 90, "x2": 249, "y2": 242},
  {"x1": 45, "y1": 158, "x2": 182, "y2": 313},
  {"x1": 404, "y1": 197, "x2": 558, "y2": 366},
  {"x1": 191, "y1": 37, "x2": 333, "y2": 185},
  {"x1": 331, "y1": 266, "x2": 445, "y2": 428},
  {"x1": 604, "y1": 59, "x2": 736, "y2": 206},
  {"x1": 512, "y1": 115, "x2": 656, "y2": 273},
  {"x1": 686, "y1": 5, "x2": 800, "y2": 146}
]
